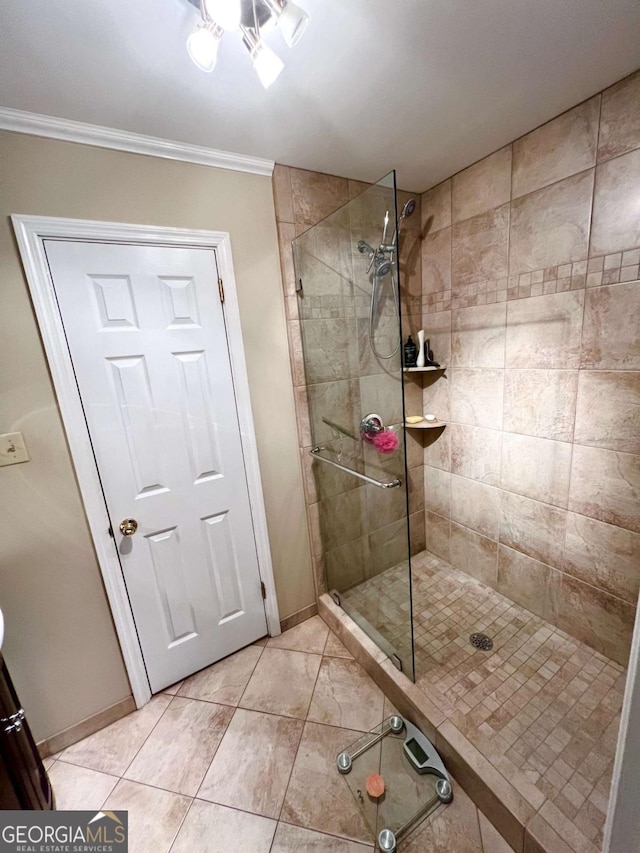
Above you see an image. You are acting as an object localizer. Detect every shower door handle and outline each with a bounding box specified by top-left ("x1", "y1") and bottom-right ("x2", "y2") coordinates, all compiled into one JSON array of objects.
[{"x1": 310, "y1": 447, "x2": 401, "y2": 489}]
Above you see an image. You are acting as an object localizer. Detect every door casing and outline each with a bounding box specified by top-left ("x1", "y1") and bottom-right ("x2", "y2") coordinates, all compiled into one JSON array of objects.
[{"x1": 12, "y1": 215, "x2": 281, "y2": 709}]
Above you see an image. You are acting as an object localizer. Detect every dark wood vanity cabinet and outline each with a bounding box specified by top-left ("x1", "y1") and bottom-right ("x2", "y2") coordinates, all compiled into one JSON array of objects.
[{"x1": 0, "y1": 653, "x2": 54, "y2": 809}]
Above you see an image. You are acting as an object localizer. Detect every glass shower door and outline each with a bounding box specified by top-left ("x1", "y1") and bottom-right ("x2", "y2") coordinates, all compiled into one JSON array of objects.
[{"x1": 293, "y1": 171, "x2": 415, "y2": 679}]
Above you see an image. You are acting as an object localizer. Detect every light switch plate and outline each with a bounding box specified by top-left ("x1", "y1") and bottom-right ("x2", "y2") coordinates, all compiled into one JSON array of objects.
[{"x1": 0, "y1": 432, "x2": 30, "y2": 467}]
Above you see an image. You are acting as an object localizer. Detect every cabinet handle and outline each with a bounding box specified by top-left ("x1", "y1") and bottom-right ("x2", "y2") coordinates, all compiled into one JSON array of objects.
[{"x1": 2, "y1": 708, "x2": 25, "y2": 734}]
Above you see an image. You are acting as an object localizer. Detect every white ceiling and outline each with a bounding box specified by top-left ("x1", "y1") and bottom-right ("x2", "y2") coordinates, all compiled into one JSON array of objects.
[{"x1": 1, "y1": 0, "x2": 640, "y2": 192}]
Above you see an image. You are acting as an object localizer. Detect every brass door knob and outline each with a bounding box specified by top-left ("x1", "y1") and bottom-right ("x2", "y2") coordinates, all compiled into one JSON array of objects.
[{"x1": 119, "y1": 518, "x2": 138, "y2": 537}]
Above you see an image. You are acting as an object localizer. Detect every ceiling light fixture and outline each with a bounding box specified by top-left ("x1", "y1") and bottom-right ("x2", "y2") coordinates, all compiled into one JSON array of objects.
[
  {"x1": 186, "y1": 0, "x2": 309, "y2": 88},
  {"x1": 187, "y1": 22, "x2": 224, "y2": 72},
  {"x1": 264, "y1": 0, "x2": 309, "y2": 48},
  {"x1": 242, "y1": 27, "x2": 284, "y2": 88},
  {"x1": 203, "y1": 0, "x2": 242, "y2": 31}
]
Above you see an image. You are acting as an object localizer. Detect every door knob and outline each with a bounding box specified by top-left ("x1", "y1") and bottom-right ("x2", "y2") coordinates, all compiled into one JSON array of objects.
[{"x1": 119, "y1": 518, "x2": 138, "y2": 537}]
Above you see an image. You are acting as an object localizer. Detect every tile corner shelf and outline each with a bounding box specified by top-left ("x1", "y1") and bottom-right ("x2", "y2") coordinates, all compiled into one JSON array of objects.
[
  {"x1": 404, "y1": 419, "x2": 447, "y2": 430},
  {"x1": 403, "y1": 366, "x2": 446, "y2": 372}
]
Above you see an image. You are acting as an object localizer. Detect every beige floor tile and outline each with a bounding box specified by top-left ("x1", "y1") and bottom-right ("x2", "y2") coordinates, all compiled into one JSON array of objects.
[
  {"x1": 307, "y1": 657, "x2": 384, "y2": 731},
  {"x1": 42, "y1": 756, "x2": 56, "y2": 770},
  {"x1": 124, "y1": 697, "x2": 233, "y2": 796},
  {"x1": 59, "y1": 693, "x2": 171, "y2": 776},
  {"x1": 383, "y1": 697, "x2": 400, "y2": 718},
  {"x1": 102, "y1": 779, "x2": 190, "y2": 853},
  {"x1": 324, "y1": 632, "x2": 354, "y2": 659},
  {"x1": 403, "y1": 781, "x2": 483, "y2": 852},
  {"x1": 272, "y1": 822, "x2": 374, "y2": 852},
  {"x1": 239, "y1": 648, "x2": 322, "y2": 718},
  {"x1": 198, "y1": 708, "x2": 303, "y2": 818},
  {"x1": 478, "y1": 811, "x2": 515, "y2": 851},
  {"x1": 163, "y1": 680, "x2": 183, "y2": 695},
  {"x1": 49, "y1": 761, "x2": 118, "y2": 810},
  {"x1": 268, "y1": 615, "x2": 330, "y2": 655},
  {"x1": 171, "y1": 800, "x2": 276, "y2": 853},
  {"x1": 178, "y1": 644, "x2": 263, "y2": 706},
  {"x1": 281, "y1": 721, "x2": 378, "y2": 844},
  {"x1": 48, "y1": 749, "x2": 66, "y2": 761}
]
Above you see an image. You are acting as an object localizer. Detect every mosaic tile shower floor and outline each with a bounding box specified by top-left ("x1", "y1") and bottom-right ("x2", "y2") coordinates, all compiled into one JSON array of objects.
[{"x1": 341, "y1": 550, "x2": 627, "y2": 850}]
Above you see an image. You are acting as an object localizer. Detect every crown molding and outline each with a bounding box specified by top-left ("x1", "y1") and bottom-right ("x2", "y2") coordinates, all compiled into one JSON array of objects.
[{"x1": 0, "y1": 107, "x2": 274, "y2": 176}]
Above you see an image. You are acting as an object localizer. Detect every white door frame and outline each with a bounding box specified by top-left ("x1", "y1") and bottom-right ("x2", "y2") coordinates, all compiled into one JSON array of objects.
[{"x1": 11, "y1": 215, "x2": 281, "y2": 709}]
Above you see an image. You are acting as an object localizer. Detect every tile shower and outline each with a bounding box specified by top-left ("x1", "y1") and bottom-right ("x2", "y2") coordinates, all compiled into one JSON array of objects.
[{"x1": 274, "y1": 69, "x2": 640, "y2": 853}]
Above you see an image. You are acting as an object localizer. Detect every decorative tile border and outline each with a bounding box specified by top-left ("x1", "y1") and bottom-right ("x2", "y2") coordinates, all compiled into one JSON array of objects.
[{"x1": 422, "y1": 247, "x2": 640, "y2": 314}]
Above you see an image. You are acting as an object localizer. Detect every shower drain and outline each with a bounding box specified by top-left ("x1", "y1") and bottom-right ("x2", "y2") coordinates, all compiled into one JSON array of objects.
[{"x1": 470, "y1": 632, "x2": 494, "y2": 651}]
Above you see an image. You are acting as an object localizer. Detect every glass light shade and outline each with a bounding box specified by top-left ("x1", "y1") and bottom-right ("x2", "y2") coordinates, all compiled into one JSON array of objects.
[
  {"x1": 279, "y1": 1, "x2": 309, "y2": 47},
  {"x1": 187, "y1": 27, "x2": 220, "y2": 72},
  {"x1": 203, "y1": 0, "x2": 241, "y2": 31},
  {"x1": 251, "y1": 41, "x2": 284, "y2": 88}
]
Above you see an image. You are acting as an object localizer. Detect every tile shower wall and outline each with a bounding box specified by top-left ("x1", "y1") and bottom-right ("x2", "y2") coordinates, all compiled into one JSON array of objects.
[
  {"x1": 272, "y1": 168, "x2": 424, "y2": 597},
  {"x1": 420, "y1": 70, "x2": 640, "y2": 666}
]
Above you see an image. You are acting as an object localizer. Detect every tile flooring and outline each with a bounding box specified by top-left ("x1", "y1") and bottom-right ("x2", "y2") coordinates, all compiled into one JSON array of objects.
[
  {"x1": 341, "y1": 551, "x2": 627, "y2": 851},
  {"x1": 46, "y1": 616, "x2": 513, "y2": 852}
]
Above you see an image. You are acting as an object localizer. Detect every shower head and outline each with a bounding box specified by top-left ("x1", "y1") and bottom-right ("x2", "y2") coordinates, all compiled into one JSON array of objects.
[
  {"x1": 382, "y1": 198, "x2": 417, "y2": 250},
  {"x1": 374, "y1": 258, "x2": 393, "y2": 277},
  {"x1": 401, "y1": 199, "x2": 417, "y2": 219}
]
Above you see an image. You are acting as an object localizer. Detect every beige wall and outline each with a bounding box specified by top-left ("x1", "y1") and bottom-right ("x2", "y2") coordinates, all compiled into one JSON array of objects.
[
  {"x1": 0, "y1": 130, "x2": 314, "y2": 742},
  {"x1": 420, "y1": 70, "x2": 640, "y2": 666}
]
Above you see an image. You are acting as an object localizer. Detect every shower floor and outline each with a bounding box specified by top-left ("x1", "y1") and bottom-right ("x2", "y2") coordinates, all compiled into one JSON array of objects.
[{"x1": 340, "y1": 549, "x2": 627, "y2": 851}]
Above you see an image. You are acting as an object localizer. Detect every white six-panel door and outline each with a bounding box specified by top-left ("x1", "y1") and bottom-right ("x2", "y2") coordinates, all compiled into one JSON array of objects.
[{"x1": 44, "y1": 240, "x2": 267, "y2": 692}]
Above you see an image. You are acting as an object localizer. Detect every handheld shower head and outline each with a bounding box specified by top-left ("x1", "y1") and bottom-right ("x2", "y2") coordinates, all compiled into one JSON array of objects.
[
  {"x1": 374, "y1": 258, "x2": 393, "y2": 277},
  {"x1": 385, "y1": 197, "x2": 417, "y2": 249},
  {"x1": 401, "y1": 199, "x2": 417, "y2": 219}
]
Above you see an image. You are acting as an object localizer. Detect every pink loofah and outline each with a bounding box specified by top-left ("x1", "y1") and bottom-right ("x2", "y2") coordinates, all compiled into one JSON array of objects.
[{"x1": 372, "y1": 429, "x2": 399, "y2": 454}]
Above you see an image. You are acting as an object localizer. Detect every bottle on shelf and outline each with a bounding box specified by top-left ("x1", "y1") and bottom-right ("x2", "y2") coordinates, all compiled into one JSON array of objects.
[
  {"x1": 403, "y1": 335, "x2": 418, "y2": 367},
  {"x1": 424, "y1": 337, "x2": 440, "y2": 368},
  {"x1": 416, "y1": 330, "x2": 426, "y2": 368}
]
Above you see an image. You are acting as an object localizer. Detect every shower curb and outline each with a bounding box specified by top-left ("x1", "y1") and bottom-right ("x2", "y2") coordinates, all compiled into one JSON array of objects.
[{"x1": 318, "y1": 593, "x2": 589, "y2": 853}]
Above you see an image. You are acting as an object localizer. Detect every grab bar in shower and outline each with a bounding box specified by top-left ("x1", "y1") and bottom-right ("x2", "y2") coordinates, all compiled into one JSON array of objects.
[{"x1": 310, "y1": 447, "x2": 401, "y2": 489}]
